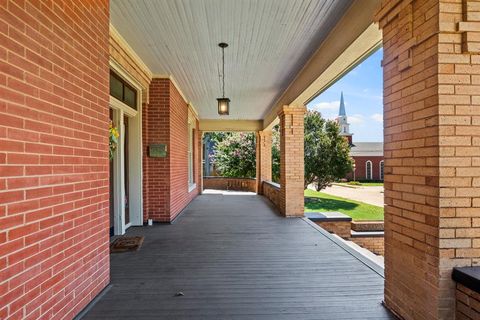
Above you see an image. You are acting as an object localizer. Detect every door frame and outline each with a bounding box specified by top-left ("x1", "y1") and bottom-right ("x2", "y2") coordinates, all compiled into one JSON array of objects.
[{"x1": 109, "y1": 59, "x2": 144, "y2": 235}]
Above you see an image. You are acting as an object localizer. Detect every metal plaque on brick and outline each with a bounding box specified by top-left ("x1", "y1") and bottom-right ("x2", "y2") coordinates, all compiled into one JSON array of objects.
[{"x1": 148, "y1": 144, "x2": 167, "y2": 157}]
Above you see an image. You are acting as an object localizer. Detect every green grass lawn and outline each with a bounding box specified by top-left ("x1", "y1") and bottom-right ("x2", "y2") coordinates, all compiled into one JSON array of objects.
[
  {"x1": 356, "y1": 182, "x2": 384, "y2": 187},
  {"x1": 304, "y1": 189, "x2": 384, "y2": 221}
]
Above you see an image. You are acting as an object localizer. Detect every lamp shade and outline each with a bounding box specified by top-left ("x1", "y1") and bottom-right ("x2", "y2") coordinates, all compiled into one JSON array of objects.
[{"x1": 217, "y1": 97, "x2": 230, "y2": 115}]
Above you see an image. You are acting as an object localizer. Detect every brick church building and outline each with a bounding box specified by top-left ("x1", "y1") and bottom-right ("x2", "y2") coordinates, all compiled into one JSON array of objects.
[{"x1": 336, "y1": 93, "x2": 384, "y2": 181}]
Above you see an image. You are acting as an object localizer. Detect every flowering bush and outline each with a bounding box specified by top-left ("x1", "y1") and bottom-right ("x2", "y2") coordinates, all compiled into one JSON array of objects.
[
  {"x1": 109, "y1": 120, "x2": 119, "y2": 160},
  {"x1": 206, "y1": 111, "x2": 350, "y2": 187},
  {"x1": 271, "y1": 125, "x2": 280, "y2": 182},
  {"x1": 212, "y1": 132, "x2": 256, "y2": 178}
]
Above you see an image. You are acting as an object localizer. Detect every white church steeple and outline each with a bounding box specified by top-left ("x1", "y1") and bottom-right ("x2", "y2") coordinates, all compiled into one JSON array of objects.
[{"x1": 336, "y1": 92, "x2": 353, "y2": 144}]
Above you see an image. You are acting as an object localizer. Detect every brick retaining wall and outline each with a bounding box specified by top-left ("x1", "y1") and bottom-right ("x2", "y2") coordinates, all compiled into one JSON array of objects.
[
  {"x1": 456, "y1": 283, "x2": 480, "y2": 319},
  {"x1": 316, "y1": 221, "x2": 351, "y2": 238},
  {"x1": 351, "y1": 221, "x2": 384, "y2": 232},
  {"x1": 306, "y1": 217, "x2": 385, "y2": 256},
  {"x1": 350, "y1": 235, "x2": 385, "y2": 256},
  {"x1": 203, "y1": 177, "x2": 256, "y2": 192},
  {"x1": 306, "y1": 212, "x2": 352, "y2": 239},
  {"x1": 452, "y1": 268, "x2": 480, "y2": 320}
]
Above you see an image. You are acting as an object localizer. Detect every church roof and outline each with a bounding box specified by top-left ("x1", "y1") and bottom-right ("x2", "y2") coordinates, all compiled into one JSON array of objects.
[
  {"x1": 350, "y1": 142, "x2": 383, "y2": 157},
  {"x1": 338, "y1": 92, "x2": 346, "y2": 116}
]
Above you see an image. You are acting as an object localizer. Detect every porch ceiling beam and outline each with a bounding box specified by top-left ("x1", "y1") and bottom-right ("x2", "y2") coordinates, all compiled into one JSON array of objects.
[
  {"x1": 262, "y1": 0, "x2": 382, "y2": 130},
  {"x1": 199, "y1": 120, "x2": 263, "y2": 132}
]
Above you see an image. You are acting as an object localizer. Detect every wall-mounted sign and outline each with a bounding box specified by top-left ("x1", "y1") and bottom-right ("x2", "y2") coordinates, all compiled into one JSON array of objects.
[{"x1": 148, "y1": 144, "x2": 167, "y2": 158}]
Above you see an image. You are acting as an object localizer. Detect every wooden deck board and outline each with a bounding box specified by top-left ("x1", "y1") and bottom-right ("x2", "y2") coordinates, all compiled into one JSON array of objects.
[{"x1": 82, "y1": 194, "x2": 395, "y2": 319}]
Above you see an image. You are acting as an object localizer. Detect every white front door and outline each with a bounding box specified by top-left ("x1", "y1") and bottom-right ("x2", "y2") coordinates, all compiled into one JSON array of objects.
[
  {"x1": 109, "y1": 104, "x2": 143, "y2": 235},
  {"x1": 109, "y1": 62, "x2": 144, "y2": 235}
]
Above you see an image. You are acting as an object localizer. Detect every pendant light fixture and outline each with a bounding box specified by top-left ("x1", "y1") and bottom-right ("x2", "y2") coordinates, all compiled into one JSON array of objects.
[{"x1": 217, "y1": 42, "x2": 230, "y2": 115}]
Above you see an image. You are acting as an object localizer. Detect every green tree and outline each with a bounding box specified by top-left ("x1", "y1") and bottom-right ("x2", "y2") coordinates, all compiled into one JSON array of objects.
[
  {"x1": 304, "y1": 110, "x2": 353, "y2": 191},
  {"x1": 205, "y1": 132, "x2": 229, "y2": 144},
  {"x1": 212, "y1": 132, "x2": 256, "y2": 178}
]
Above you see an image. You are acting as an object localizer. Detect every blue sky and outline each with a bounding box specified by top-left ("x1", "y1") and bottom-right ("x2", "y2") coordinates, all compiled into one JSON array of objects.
[{"x1": 307, "y1": 48, "x2": 383, "y2": 142}]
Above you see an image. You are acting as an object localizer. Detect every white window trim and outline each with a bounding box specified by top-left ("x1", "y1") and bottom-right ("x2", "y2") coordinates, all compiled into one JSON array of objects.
[
  {"x1": 109, "y1": 59, "x2": 143, "y2": 114},
  {"x1": 110, "y1": 95, "x2": 138, "y2": 118},
  {"x1": 188, "y1": 183, "x2": 197, "y2": 192},
  {"x1": 366, "y1": 160, "x2": 373, "y2": 180},
  {"x1": 187, "y1": 111, "x2": 196, "y2": 189}
]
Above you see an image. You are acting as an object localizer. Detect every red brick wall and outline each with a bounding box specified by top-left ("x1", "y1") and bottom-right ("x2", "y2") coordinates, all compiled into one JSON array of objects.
[
  {"x1": 143, "y1": 79, "x2": 170, "y2": 221},
  {"x1": 169, "y1": 83, "x2": 200, "y2": 219},
  {"x1": 346, "y1": 156, "x2": 384, "y2": 181},
  {"x1": 143, "y1": 78, "x2": 200, "y2": 222},
  {"x1": 0, "y1": 1, "x2": 110, "y2": 319}
]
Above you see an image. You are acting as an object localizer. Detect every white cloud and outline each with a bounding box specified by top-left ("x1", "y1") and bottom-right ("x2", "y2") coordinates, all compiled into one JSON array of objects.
[
  {"x1": 309, "y1": 100, "x2": 340, "y2": 112},
  {"x1": 370, "y1": 113, "x2": 383, "y2": 123},
  {"x1": 348, "y1": 114, "x2": 365, "y2": 124}
]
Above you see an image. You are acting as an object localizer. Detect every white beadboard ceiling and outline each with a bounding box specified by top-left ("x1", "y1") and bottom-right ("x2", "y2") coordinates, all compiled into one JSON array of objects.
[{"x1": 110, "y1": 0, "x2": 352, "y2": 120}]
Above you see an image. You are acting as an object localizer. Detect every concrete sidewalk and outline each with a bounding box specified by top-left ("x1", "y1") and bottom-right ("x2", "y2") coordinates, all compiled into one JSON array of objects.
[{"x1": 309, "y1": 184, "x2": 384, "y2": 207}]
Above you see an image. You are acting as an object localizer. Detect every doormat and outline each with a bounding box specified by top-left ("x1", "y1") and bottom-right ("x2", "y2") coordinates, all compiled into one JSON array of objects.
[{"x1": 110, "y1": 236, "x2": 144, "y2": 253}]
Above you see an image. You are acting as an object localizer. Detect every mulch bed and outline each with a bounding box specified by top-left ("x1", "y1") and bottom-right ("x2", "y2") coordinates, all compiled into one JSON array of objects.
[{"x1": 110, "y1": 236, "x2": 144, "y2": 253}]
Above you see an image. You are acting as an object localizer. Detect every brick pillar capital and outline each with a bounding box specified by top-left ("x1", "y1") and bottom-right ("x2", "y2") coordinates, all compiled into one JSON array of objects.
[
  {"x1": 277, "y1": 105, "x2": 307, "y2": 117},
  {"x1": 373, "y1": 0, "x2": 404, "y2": 26},
  {"x1": 258, "y1": 130, "x2": 272, "y2": 138}
]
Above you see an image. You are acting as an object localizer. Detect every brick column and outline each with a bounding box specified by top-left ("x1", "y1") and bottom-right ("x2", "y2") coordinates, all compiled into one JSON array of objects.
[
  {"x1": 278, "y1": 105, "x2": 306, "y2": 217},
  {"x1": 256, "y1": 130, "x2": 272, "y2": 194},
  {"x1": 376, "y1": 1, "x2": 480, "y2": 319}
]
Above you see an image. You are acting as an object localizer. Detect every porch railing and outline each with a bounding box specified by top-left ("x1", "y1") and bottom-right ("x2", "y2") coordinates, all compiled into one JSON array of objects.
[
  {"x1": 203, "y1": 176, "x2": 256, "y2": 192},
  {"x1": 262, "y1": 181, "x2": 281, "y2": 209}
]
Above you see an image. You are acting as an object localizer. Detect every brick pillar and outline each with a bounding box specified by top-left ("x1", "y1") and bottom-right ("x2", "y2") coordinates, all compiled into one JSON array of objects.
[
  {"x1": 278, "y1": 106, "x2": 306, "y2": 217},
  {"x1": 376, "y1": 1, "x2": 480, "y2": 319},
  {"x1": 256, "y1": 130, "x2": 272, "y2": 194}
]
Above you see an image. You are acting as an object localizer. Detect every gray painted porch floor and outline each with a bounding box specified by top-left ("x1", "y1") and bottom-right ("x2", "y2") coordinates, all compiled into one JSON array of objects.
[{"x1": 83, "y1": 193, "x2": 395, "y2": 319}]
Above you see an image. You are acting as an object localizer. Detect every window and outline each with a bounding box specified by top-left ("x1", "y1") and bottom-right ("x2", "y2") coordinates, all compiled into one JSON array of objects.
[
  {"x1": 366, "y1": 160, "x2": 373, "y2": 180},
  {"x1": 188, "y1": 117, "x2": 195, "y2": 186},
  {"x1": 110, "y1": 71, "x2": 137, "y2": 110},
  {"x1": 380, "y1": 160, "x2": 384, "y2": 181}
]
